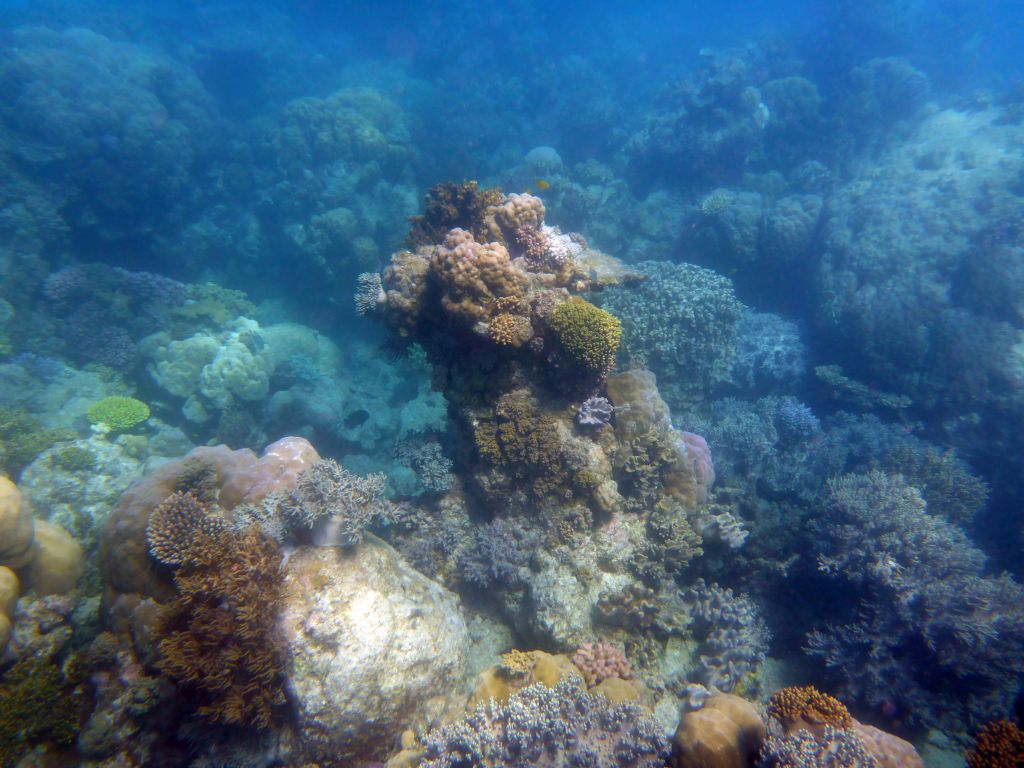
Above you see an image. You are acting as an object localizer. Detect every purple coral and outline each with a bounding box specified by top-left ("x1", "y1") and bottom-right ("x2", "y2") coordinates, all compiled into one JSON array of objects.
[
  {"x1": 682, "y1": 431, "x2": 715, "y2": 492},
  {"x1": 577, "y1": 396, "x2": 613, "y2": 428},
  {"x1": 459, "y1": 518, "x2": 537, "y2": 588},
  {"x1": 419, "y1": 678, "x2": 668, "y2": 768},
  {"x1": 571, "y1": 642, "x2": 634, "y2": 688}
]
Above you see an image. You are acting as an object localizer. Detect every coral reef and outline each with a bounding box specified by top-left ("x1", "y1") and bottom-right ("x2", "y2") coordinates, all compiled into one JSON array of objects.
[
  {"x1": 419, "y1": 678, "x2": 669, "y2": 768},
  {"x1": 86, "y1": 395, "x2": 150, "y2": 432},
  {"x1": 808, "y1": 471, "x2": 1024, "y2": 734},
  {"x1": 766, "y1": 685, "x2": 853, "y2": 733}
]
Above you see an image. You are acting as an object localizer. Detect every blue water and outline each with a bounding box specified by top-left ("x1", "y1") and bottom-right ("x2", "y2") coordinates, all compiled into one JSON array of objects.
[{"x1": 0, "y1": 1, "x2": 1023, "y2": 766}]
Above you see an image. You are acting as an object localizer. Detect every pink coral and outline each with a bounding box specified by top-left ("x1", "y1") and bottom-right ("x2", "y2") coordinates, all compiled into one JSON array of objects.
[
  {"x1": 682, "y1": 431, "x2": 715, "y2": 498},
  {"x1": 571, "y1": 641, "x2": 634, "y2": 688}
]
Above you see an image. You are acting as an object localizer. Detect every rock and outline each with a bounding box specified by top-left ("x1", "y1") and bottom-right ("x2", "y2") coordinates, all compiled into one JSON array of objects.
[
  {"x1": 278, "y1": 536, "x2": 470, "y2": 764},
  {"x1": 671, "y1": 693, "x2": 766, "y2": 768}
]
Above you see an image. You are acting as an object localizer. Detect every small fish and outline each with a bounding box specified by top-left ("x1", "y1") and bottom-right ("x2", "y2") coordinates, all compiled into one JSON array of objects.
[{"x1": 534, "y1": 178, "x2": 551, "y2": 191}]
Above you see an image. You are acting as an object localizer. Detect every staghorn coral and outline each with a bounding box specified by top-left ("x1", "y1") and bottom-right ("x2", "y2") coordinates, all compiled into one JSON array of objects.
[
  {"x1": 281, "y1": 458, "x2": 399, "y2": 546},
  {"x1": 459, "y1": 518, "x2": 539, "y2": 588},
  {"x1": 965, "y1": 720, "x2": 1024, "y2": 768},
  {"x1": 767, "y1": 685, "x2": 853, "y2": 733},
  {"x1": 571, "y1": 642, "x2": 634, "y2": 688},
  {"x1": 419, "y1": 678, "x2": 668, "y2": 768},
  {"x1": 808, "y1": 471, "x2": 1024, "y2": 733},
  {"x1": 549, "y1": 297, "x2": 622, "y2": 378},
  {"x1": 394, "y1": 439, "x2": 454, "y2": 494},
  {"x1": 430, "y1": 228, "x2": 530, "y2": 326}
]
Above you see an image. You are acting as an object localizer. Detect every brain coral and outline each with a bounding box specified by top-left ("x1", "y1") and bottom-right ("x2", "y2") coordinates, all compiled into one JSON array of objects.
[{"x1": 430, "y1": 228, "x2": 530, "y2": 326}]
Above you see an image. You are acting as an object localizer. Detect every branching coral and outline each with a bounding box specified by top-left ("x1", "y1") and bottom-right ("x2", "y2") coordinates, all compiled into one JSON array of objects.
[
  {"x1": 0, "y1": 656, "x2": 81, "y2": 765},
  {"x1": 148, "y1": 496, "x2": 286, "y2": 729},
  {"x1": 419, "y1": 678, "x2": 668, "y2": 768},
  {"x1": 86, "y1": 396, "x2": 151, "y2": 432},
  {"x1": 281, "y1": 458, "x2": 399, "y2": 545},
  {"x1": 473, "y1": 391, "x2": 570, "y2": 498},
  {"x1": 808, "y1": 471, "x2": 1024, "y2": 733}
]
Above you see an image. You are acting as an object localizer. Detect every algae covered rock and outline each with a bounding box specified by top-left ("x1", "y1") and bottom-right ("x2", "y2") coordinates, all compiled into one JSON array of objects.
[{"x1": 279, "y1": 535, "x2": 470, "y2": 764}]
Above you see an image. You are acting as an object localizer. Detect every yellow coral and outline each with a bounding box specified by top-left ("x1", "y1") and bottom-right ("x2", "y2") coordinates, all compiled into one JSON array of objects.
[
  {"x1": 966, "y1": 720, "x2": 1024, "y2": 768},
  {"x1": 488, "y1": 313, "x2": 533, "y2": 347},
  {"x1": 549, "y1": 297, "x2": 622, "y2": 376},
  {"x1": 767, "y1": 685, "x2": 853, "y2": 732}
]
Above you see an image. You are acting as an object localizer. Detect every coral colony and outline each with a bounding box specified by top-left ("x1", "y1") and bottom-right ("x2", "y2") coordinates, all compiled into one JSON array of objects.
[{"x1": 0, "y1": 4, "x2": 1023, "y2": 767}]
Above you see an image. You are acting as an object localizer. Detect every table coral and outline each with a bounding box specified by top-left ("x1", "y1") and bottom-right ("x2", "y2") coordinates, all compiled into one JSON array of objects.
[{"x1": 86, "y1": 395, "x2": 150, "y2": 432}]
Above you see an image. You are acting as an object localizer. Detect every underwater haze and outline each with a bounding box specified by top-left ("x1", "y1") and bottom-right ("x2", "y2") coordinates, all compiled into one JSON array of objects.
[{"x1": 1, "y1": 0, "x2": 1024, "y2": 766}]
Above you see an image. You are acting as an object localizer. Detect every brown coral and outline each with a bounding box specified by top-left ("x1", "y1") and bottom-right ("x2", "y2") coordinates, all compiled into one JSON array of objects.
[
  {"x1": 405, "y1": 180, "x2": 503, "y2": 247},
  {"x1": 430, "y1": 228, "x2": 530, "y2": 326},
  {"x1": 571, "y1": 641, "x2": 634, "y2": 688},
  {"x1": 146, "y1": 491, "x2": 226, "y2": 567},
  {"x1": 488, "y1": 313, "x2": 533, "y2": 347},
  {"x1": 670, "y1": 693, "x2": 766, "y2": 768},
  {"x1": 482, "y1": 192, "x2": 546, "y2": 243},
  {"x1": 767, "y1": 685, "x2": 854, "y2": 734},
  {"x1": 966, "y1": 720, "x2": 1024, "y2": 768},
  {"x1": 147, "y1": 493, "x2": 286, "y2": 729}
]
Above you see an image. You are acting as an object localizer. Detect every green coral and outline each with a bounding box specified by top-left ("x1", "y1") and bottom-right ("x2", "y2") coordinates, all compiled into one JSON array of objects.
[
  {"x1": 549, "y1": 297, "x2": 622, "y2": 376},
  {"x1": 54, "y1": 445, "x2": 97, "y2": 473},
  {"x1": 0, "y1": 407, "x2": 77, "y2": 477},
  {"x1": 86, "y1": 396, "x2": 150, "y2": 431},
  {"x1": 0, "y1": 657, "x2": 82, "y2": 764}
]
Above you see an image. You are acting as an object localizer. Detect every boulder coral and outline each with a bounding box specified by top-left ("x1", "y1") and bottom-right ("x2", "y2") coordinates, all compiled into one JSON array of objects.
[{"x1": 670, "y1": 693, "x2": 765, "y2": 768}]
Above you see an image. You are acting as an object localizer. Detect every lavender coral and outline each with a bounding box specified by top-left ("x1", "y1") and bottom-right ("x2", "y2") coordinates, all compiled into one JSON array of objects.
[{"x1": 419, "y1": 678, "x2": 669, "y2": 768}]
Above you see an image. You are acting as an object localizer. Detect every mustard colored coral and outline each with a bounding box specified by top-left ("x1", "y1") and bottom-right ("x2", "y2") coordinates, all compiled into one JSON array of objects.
[
  {"x1": 550, "y1": 297, "x2": 622, "y2": 376},
  {"x1": 767, "y1": 685, "x2": 853, "y2": 732},
  {"x1": 966, "y1": 720, "x2": 1024, "y2": 768}
]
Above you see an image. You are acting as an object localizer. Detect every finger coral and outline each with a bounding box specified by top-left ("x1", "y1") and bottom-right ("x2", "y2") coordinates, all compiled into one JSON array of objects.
[{"x1": 571, "y1": 641, "x2": 634, "y2": 688}]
